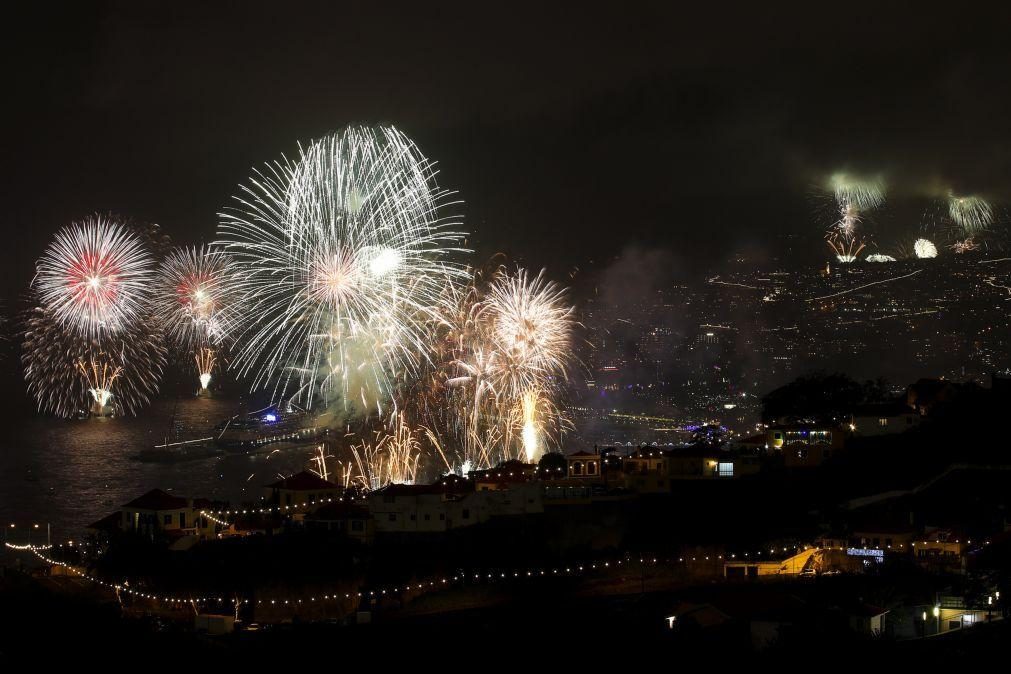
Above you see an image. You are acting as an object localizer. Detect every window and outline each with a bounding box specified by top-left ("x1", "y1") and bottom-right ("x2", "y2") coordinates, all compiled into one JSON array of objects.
[
  {"x1": 879, "y1": 418, "x2": 888, "y2": 427},
  {"x1": 424, "y1": 514, "x2": 430, "y2": 521},
  {"x1": 439, "y1": 513, "x2": 445, "y2": 521},
  {"x1": 179, "y1": 512, "x2": 186, "y2": 528},
  {"x1": 463, "y1": 509, "x2": 470, "y2": 519},
  {"x1": 588, "y1": 462, "x2": 597, "y2": 475},
  {"x1": 388, "y1": 513, "x2": 396, "y2": 522},
  {"x1": 718, "y1": 462, "x2": 734, "y2": 477},
  {"x1": 351, "y1": 520, "x2": 363, "y2": 532},
  {"x1": 410, "y1": 513, "x2": 416, "y2": 521},
  {"x1": 163, "y1": 514, "x2": 171, "y2": 525}
]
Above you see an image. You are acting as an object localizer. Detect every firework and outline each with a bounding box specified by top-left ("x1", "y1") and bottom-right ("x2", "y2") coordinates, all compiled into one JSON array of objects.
[
  {"x1": 344, "y1": 412, "x2": 422, "y2": 490},
  {"x1": 22, "y1": 304, "x2": 167, "y2": 417},
  {"x1": 825, "y1": 173, "x2": 885, "y2": 242},
  {"x1": 76, "y1": 357, "x2": 121, "y2": 413},
  {"x1": 830, "y1": 173, "x2": 886, "y2": 213},
  {"x1": 195, "y1": 347, "x2": 216, "y2": 390},
  {"x1": 825, "y1": 232, "x2": 865, "y2": 263},
  {"x1": 517, "y1": 388, "x2": 550, "y2": 463},
  {"x1": 218, "y1": 126, "x2": 468, "y2": 412},
  {"x1": 33, "y1": 215, "x2": 154, "y2": 337},
  {"x1": 425, "y1": 266, "x2": 575, "y2": 469},
  {"x1": 914, "y1": 238, "x2": 938, "y2": 259},
  {"x1": 948, "y1": 193, "x2": 993, "y2": 236},
  {"x1": 154, "y1": 245, "x2": 239, "y2": 389},
  {"x1": 865, "y1": 253, "x2": 896, "y2": 262},
  {"x1": 154, "y1": 245, "x2": 239, "y2": 350},
  {"x1": 950, "y1": 238, "x2": 980, "y2": 254}
]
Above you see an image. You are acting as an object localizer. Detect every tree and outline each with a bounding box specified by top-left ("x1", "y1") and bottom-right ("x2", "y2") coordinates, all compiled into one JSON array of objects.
[
  {"x1": 537, "y1": 451, "x2": 567, "y2": 478},
  {"x1": 761, "y1": 372, "x2": 864, "y2": 424}
]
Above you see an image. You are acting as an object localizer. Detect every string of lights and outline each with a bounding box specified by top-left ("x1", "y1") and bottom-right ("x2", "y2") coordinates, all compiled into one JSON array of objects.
[
  {"x1": 6, "y1": 537, "x2": 993, "y2": 614},
  {"x1": 197, "y1": 495, "x2": 365, "y2": 523}
]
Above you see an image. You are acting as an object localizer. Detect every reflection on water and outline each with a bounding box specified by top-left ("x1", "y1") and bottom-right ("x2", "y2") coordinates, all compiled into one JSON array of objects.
[{"x1": 0, "y1": 395, "x2": 323, "y2": 541}]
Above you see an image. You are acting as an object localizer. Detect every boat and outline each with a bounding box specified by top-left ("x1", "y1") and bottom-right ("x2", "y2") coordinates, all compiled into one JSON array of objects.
[
  {"x1": 134, "y1": 437, "x2": 223, "y2": 463},
  {"x1": 213, "y1": 404, "x2": 327, "y2": 452}
]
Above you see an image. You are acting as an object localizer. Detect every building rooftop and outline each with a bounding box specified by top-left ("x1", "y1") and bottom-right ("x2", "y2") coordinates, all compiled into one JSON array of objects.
[
  {"x1": 122, "y1": 488, "x2": 189, "y2": 511},
  {"x1": 264, "y1": 471, "x2": 339, "y2": 491}
]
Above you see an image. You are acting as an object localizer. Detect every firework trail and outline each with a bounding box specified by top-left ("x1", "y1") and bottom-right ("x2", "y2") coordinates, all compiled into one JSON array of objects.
[
  {"x1": 342, "y1": 412, "x2": 422, "y2": 490},
  {"x1": 195, "y1": 347, "x2": 216, "y2": 390},
  {"x1": 217, "y1": 125, "x2": 468, "y2": 413},
  {"x1": 33, "y1": 215, "x2": 154, "y2": 337}
]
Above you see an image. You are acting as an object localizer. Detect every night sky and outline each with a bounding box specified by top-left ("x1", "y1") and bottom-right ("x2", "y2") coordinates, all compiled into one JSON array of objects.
[{"x1": 5, "y1": 1, "x2": 1011, "y2": 307}]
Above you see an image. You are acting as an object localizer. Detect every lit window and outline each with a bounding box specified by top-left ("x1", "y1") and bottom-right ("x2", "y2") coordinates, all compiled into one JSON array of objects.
[
  {"x1": 879, "y1": 418, "x2": 888, "y2": 426},
  {"x1": 718, "y1": 462, "x2": 734, "y2": 477}
]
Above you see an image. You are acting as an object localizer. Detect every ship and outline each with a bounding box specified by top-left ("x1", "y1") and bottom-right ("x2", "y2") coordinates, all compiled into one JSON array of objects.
[{"x1": 213, "y1": 404, "x2": 327, "y2": 451}]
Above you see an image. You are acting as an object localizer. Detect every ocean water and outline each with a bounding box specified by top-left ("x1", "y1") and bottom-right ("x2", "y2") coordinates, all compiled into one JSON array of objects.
[{"x1": 0, "y1": 395, "x2": 323, "y2": 545}]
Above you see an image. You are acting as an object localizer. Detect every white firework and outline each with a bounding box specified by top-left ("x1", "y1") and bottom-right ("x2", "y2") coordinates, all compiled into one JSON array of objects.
[
  {"x1": 218, "y1": 126, "x2": 468, "y2": 412},
  {"x1": 33, "y1": 215, "x2": 154, "y2": 337},
  {"x1": 914, "y1": 238, "x2": 938, "y2": 259},
  {"x1": 154, "y1": 245, "x2": 238, "y2": 350}
]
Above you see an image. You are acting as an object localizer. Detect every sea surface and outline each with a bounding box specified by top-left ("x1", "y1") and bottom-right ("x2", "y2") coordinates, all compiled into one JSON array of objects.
[{"x1": 0, "y1": 395, "x2": 323, "y2": 547}]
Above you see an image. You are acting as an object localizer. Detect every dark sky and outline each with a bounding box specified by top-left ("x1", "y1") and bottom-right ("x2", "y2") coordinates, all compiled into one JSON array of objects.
[{"x1": 5, "y1": 1, "x2": 1011, "y2": 307}]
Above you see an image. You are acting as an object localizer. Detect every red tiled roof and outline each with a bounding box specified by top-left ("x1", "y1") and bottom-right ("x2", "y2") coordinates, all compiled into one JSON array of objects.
[
  {"x1": 265, "y1": 471, "x2": 339, "y2": 491},
  {"x1": 122, "y1": 489, "x2": 188, "y2": 511}
]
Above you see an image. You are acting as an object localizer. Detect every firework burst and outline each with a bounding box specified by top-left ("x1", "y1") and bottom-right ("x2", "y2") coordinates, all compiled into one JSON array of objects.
[
  {"x1": 218, "y1": 126, "x2": 468, "y2": 413},
  {"x1": 33, "y1": 215, "x2": 154, "y2": 337},
  {"x1": 914, "y1": 238, "x2": 938, "y2": 259},
  {"x1": 948, "y1": 193, "x2": 993, "y2": 237},
  {"x1": 154, "y1": 245, "x2": 239, "y2": 350}
]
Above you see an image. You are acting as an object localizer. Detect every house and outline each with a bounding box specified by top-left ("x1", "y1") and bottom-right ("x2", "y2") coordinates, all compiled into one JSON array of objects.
[
  {"x1": 120, "y1": 489, "x2": 218, "y2": 540},
  {"x1": 304, "y1": 501, "x2": 374, "y2": 544},
  {"x1": 368, "y1": 482, "x2": 484, "y2": 533},
  {"x1": 767, "y1": 424, "x2": 845, "y2": 468},
  {"x1": 565, "y1": 450, "x2": 603, "y2": 479},
  {"x1": 622, "y1": 448, "x2": 671, "y2": 491},
  {"x1": 264, "y1": 471, "x2": 343, "y2": 510},
  {"x1": 852, "y1": 526, "x2": 916, "y2": 552},
  {"x1": 911, "y1": 532, "x2": 968, "y2": 573},
  {"x1": 734, "y1": 433, "x2": 769, "y2": 451},
  {"x1": 851, "y1": 401, "x2": 920, "y2": 436}
]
